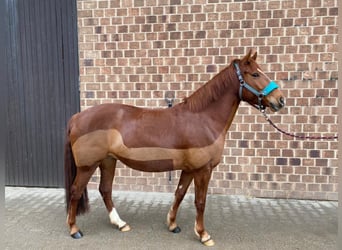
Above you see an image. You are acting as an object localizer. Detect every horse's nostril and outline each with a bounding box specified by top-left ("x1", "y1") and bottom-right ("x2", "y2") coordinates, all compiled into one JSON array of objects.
[{"x1": 279, "y1": 97, "x2": 285, "y2": 107}]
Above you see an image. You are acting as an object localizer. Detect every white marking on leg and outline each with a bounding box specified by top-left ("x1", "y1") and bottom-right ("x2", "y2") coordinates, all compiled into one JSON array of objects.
[
  {"x1": 194, "y1": 221, "x2": 213, "y2": 245},
  {"x1": 167, "y1": 211, "x2": 171, "y2": 225},
  {"x1": 194, "y1": 221, "x2": 200, "y2": 238},
  {"x1": 109, "y1": 208, "x2": 126, "y2": 228}
]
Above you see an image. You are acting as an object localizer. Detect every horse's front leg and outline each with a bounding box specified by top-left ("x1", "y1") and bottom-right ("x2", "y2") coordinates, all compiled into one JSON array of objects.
[
  {"x1": 193, "y1": 165, "x2": 215, "y2": 247},
  {"x1": 167, "y1": 170, "x2": 193, "y2": 233},
  {"x1": 99, "y1": 157, "x2": 131, "y2": 232}
]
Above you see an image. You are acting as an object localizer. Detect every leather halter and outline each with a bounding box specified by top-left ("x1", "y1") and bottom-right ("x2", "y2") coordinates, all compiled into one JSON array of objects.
[{"x1": 234, "y1": 63, "x2": 279, "y2": 111}]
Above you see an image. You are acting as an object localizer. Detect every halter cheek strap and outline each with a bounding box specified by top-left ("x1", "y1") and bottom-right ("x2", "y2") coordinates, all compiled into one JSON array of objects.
[{"x1": 234, "y1": 63, "x2": 279, "y2": 111}]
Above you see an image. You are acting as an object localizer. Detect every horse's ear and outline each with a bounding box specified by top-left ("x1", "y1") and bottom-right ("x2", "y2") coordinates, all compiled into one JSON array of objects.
[
  {"x1": 241, "y1": 49, "x2": 252, "y2": 63},
  {"x1": 241, "y1": 49, "x2": 257, "y2": 64},
  {"x1": 251, "y1": 50, "x2": 257, "y2": 61},
  {"x1": 247, "y1": 48, "x2": 257, "y2": 61}
]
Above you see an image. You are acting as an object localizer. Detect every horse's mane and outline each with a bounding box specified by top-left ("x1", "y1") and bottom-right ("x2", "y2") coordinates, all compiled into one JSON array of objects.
[{"x1": 182, "y1": 60, "x2": 239, "y2": 112}]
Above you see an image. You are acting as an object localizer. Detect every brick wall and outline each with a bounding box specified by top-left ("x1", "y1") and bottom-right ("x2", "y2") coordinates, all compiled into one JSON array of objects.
[{"x1": 77, "y1": 0, "x2": 338, "y2": 200}]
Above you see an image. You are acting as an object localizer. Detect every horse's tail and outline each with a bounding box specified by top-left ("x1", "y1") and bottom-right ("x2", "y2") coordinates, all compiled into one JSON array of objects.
[{"x1": 64, "y1": 120, "x2": 89, "y2": 215}]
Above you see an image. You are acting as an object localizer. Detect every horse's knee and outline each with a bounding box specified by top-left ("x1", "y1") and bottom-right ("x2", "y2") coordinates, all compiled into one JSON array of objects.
[{"x1": 194, "y1": 201, "x2": 205, "y2": 212}]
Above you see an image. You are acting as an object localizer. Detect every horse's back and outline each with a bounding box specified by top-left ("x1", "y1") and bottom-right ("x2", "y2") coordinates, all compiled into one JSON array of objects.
[{"x1": 69, "y1": 103, "x2": 142, "y2": 139}]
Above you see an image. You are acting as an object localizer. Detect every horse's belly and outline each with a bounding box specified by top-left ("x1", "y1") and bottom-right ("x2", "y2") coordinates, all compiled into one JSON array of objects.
[
  {"x1": 114, "y1": 147, "x2": 219, "y2": 172},
  {"x1": 118, "y1": 157, "x2": 174, "y2": 172},
  {"x1": 111, "y1": 146, "x2": 186, "y2": 171},
  {"x1": 108, "y1": 128, "x2": 225, "y2": 171}
]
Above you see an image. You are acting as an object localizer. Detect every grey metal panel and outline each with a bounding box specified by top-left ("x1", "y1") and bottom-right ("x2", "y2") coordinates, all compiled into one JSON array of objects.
[
  {"x1": 0, "y1": 0, "x2": 10, "y2": 189},
  {"x1": 5, "y1": 0, "x2": 79, "y2": 187}
]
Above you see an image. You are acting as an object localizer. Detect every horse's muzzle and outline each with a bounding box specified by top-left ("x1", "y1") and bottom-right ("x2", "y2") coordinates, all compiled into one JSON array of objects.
[{"x1": 270, "y1": 96, "x2": 285, "y2": 112}]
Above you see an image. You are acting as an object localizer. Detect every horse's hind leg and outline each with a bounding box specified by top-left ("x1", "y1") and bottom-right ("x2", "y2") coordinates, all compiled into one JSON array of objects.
[
  {"x1": 67, "y1": 165, "x2": 97, "y2": 238},
  {"x1": 99, "y1": 157, "x2": 131, "y2": 232},
  {"x1": 167, "y1": 170, "x2": 193, "y2": 233}
]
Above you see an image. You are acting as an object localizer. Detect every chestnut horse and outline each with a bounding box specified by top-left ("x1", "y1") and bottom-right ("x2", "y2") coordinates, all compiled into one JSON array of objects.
[{"x1": 64, "y1": 49, "x2": 285, "y2": 246}]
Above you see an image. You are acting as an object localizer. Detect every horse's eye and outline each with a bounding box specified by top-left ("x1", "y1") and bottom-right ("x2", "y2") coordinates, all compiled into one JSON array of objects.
[{"x1": 252, "y1": 73, "x2": 260, "y2": 77}]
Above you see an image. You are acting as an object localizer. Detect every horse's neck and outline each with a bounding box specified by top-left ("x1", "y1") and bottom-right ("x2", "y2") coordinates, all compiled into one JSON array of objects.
[
  {"x1": 180, "y1": 66, "x2": 241, "y2": 134},
  {"x1": 204, "y1": 91, "x2": 241, "y2": 133}
]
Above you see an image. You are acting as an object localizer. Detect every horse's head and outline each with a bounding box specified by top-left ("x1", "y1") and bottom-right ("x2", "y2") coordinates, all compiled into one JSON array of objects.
[{"x1": 234, "y1": 49, "x2": 285, "y2": 112}]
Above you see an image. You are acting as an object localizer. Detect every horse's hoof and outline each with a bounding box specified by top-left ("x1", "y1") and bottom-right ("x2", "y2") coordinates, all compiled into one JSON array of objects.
[
  {"x1": 71, "y1": 230, "x2": 83, "y2": 239},
  {"x1": 202, "y1": 238, "x2": 215, "y2": 247},
  {"x1": 171, "y1": 226, "x2": 181, "y2": 233},
  {"x1": 119, "y1": 224, "x2": 131, "y2": 232}
]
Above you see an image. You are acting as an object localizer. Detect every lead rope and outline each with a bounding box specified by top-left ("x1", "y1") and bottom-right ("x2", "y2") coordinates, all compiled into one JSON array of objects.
[{"x1": 261, "y1": 110, "x2": 338, "y2": 140}]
